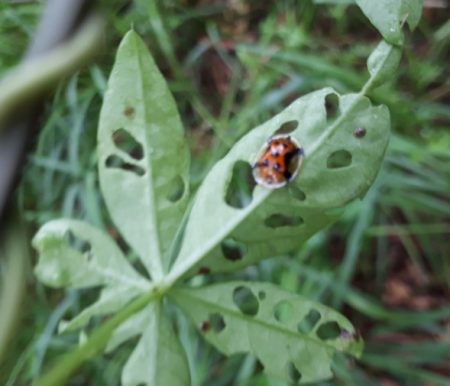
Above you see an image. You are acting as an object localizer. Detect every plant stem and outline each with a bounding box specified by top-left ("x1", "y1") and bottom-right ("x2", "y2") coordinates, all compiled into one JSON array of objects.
[{"x1": 32, "y1": 286, "x2": 161, "y2": 386}]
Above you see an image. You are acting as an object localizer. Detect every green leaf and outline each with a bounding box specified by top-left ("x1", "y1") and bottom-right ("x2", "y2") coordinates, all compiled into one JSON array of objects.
[
  {"x1": 109, "y1": 301, "x2": 190, "y2": 386},
  {"x1": 170, "y1": 282, "x2": 363, "y2": 384},
  {"x1": 33, "y1": 219, "x2": 148, "y2": 289},
  {"x1": 169, "y1": 88, "x2": 389, "y2": 278},
  {"x1": 355, "y1": 0, "x2": 423, "y2": 45},
  {"x1": 122, "y1": 302, "x2": 190, "y2": 386},
  {"x1": 367, "y1": 40, "x2": 402, "y2": 88},
  {"x1": 97, "y1": 30, "x2": 190, "y2": 280},
  {"x1": 59, "y1": 285, "x2": 143, "y2": 333},
  {"x1": 33, "y1": 219, "x2": 150, "y2": 330}
]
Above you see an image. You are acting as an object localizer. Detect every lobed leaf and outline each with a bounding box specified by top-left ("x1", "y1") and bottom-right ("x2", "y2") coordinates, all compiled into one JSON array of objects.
[
  {"x1": 170, "y1": 88, "x2": 390, "y2": 278},
  {"x1": 355, "y1": 0, "x2": 423, "y2": 45},
  {"x1": 59, "y1": 286, "x2": 143, "y2": 333},
  {"x1": 33, "y1": 219, "x2": 148, "y2": 289},
  {"x1": 170, "y1": 282, "x2": 363, "y2": 384},
  {"x1": 97, "y1": 30, "x2": 190, "y2": 280},
  {"x1": 33, "y1": 219, "x2": 150, "y2": 330},
  {"x1": 111, "y1": 301, "x2": 190, "y2": 386}
]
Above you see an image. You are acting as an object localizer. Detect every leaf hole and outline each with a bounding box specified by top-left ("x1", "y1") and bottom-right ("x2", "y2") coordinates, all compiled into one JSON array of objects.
[
  {"x1": 273, "y1": 300, "x2": 294, "y2": 323},
  {"x1": 112, "y1": 128, "x2": 143, "y2": 160},
  {"x1": 297, "y1": 309, "x2": 321, "y2": 334},
  {"x1": 273, "y1": 120, "x2": 299, "y2": 135},
  {"x1": 166, "y1": 175, "x2": 185, "y2": 202},
  {"x1": 317, "y1": 321, "x2": 341, "y2": 340},
  {"x1": 258, "y1": 291, "x2": 266, "y2": 301},
  {"x1": 288, "y1": 186, "x2": 306, "y2": 201},
  {"x1": 325, "y1": 93, "x2": 339, "y2": 121},
  {"x1": 64, "y1": 231, "x2": 91, "y2": 254},
  {"x1": 105, "y1": 155, "x2": 145, "y2": 176},
  {"x1": 221, "y1": 238, "x2": 246, "y2": 262},
  {"x1": 326, "y1": 150, "x2": 352, "y2": 169},
  {"x1": 233, "y1": 286, "x2": 259, "y2": 316},
  {"x1": 264, "y1": 214, "x2": 304, "y2": 228},
  {"x1": 209, "y1": 313, "x2": 226, "y2": 333},
  {"x1": 225, "y1": 161, "x2": 256, "y2": 209},
  {"x1": 287, "y1": 362, "x2": 302, "y2": 383},
  {"x1": 255, "y1": 358, "x2": 265, "y2": 372}
]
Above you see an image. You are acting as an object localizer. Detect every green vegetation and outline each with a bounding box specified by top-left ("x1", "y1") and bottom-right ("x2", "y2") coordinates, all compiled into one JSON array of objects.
[{"x1": 1, "y1": 1, "x2": 449, "y2": 385}]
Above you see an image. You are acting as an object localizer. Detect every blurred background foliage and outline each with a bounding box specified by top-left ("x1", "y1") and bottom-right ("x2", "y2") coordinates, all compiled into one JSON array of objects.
[{"x1": 0, "y1": 0, "x2": 449, "y2": 385}]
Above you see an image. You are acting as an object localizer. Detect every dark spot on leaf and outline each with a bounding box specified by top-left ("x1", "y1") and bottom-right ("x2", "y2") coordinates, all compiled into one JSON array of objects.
[
  {"x1": 65, "y1": 231, "x2": 91, "y2": 254},
  {"x1": 340, "y1": 329, "x2": 355, "y2": 340},
  {"x1": 288, "y1": 362, "x2": 302, "y2": 383},
  {"x1": 297, "y1": 309, "x2": 321, "y2": 333},
  {"x1": 317, "y1": 321, "x2": 341, "y2": 340},
  {"x1": 264, "y1": 214, "x2": 304, "y2": 228},
  {"x1": 353, "y1": 127, "x2": 366, "y2": 138},
  {"x1": 221, "y1": 238, "x2": 246, "y2": 261},
  {"x1": 112, "y1": 128, "x2": 143, "y2": 160},
  {"x1": 105, "y1": 155, "x2": 145, "y2": 176},
  {"x1": 201, "y1": 321, "x2": 211, "y2": 332},
  {"x1": 273, "y1": 300, "x2": 294, "y2": 323},
  {"x1": 325, "y1": 93, "x2": 339, "y2": 121},
  {"x1": 288, "y1": 186, "x2": 306, "y2": 201},
  {"x1": 123, "y1": 106, "x2": 135, "y2": 118},
  {"x1": 209, "y1": 313, "x2": 226, "y2": 333},
  {"x1": 225, "y1": 161, "x2": 256, "y2": 209},
  {"x1": 327, "y1": 150, "x2": 352, "y2": 169},
  {"x1": 166, "y1": 175, "x2": 185, "y2": 202},
  {"x1": 258, "y1": 291, "x2": 266, "y2": 301},
  {"x1": 274, "y1": 120, "x2": 299, "y2": 135},
  {"x1": 197, "y1": 266, "x2": 211, "y2": 275},
  {"x1": 233, "y1": 286, "x2": 259, "y2": 316}
]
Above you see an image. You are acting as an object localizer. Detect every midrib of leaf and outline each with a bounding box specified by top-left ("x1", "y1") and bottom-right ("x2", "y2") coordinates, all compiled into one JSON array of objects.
[
  {"x1": 132, "y1": 35, "x2": 164, "y2": 280},
  {"x1": 170, "y1": 289, "x2": 342, "y2": 352},
  {"x1": 140, "y1": 302, "x2": 163, "y2": 383},
  {"x1": 152, "y1": 304, "x2": 162, "y2": 381},
  {"x1": 166, "y1": 42, "x2": 394, "y2": 285},
  {"x1": 89, "y1": 263, "x2": 149, "y2": 291},
  {"x1": 166, "y1": 189, "x2": 271, "y2": 285}
]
